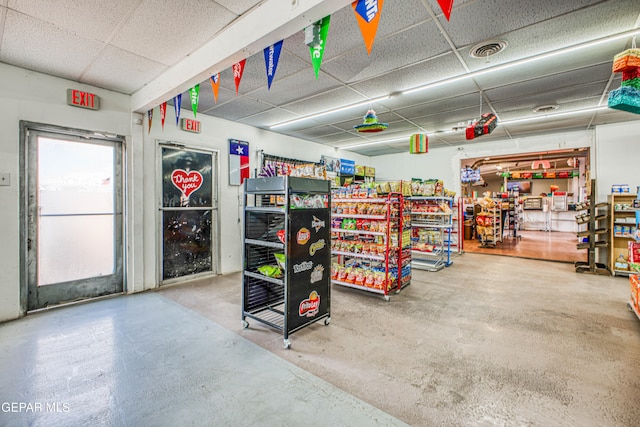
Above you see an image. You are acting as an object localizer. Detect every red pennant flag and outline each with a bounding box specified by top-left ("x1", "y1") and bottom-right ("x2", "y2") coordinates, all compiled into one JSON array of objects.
[
  {"x1": 210, "y1": 74, "x2": 220, "y2": 103},
  {"x1": 437, "y1": 0, "x2": 454, "y2": 21},
  {"x1": 233, "y1": 60, "x2": 246, "y2": 95},
  {"x1": 352, "y1": 0, "x2": 384, "y2": 55},
  {"x1": 160, "y1": 102, "x2": 167, "y2": 130},
  {"x1": 147, "y1": 109, "x2": 153, "y2": 134}
]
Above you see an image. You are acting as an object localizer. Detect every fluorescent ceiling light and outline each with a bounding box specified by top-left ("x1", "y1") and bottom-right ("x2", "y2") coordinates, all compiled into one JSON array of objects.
[
  {"x1": 270, "y1": 95, "x2": 390, "y2": 129},
  {"x1": 339, "y1": 135, "x2": 412, "y2": 149},
  {"x1": 501, "y1": 106, "x2": 608, "y2": 125},
  {"x1": 270, "y1": 28, "x2": 639, "y2": 134},
  {"x1": 403, "y1": 28, "x2": 640, "y2": 96}
]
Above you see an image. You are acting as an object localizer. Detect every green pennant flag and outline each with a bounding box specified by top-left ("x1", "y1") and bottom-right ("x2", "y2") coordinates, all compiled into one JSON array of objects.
[
  {"x1": 310, "y1": 16, "x2": 331, "y2": 80},
  {"x1": 189, "y1": 84, "x2": 200, "y2": 118}
]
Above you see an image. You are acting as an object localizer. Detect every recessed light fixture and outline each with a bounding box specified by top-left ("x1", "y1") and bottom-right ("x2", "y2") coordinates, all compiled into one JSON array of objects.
[
  {"x1": 533, "y1": 104, "x2": 559, "y2": 113},
  {"x1": 469, "y1": 40, "x2": 507, "y2": 59}
]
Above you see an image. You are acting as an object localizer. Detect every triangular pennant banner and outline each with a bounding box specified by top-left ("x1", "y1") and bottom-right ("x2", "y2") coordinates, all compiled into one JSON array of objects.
[
  {"x1": 189, "y1": 84, "x2": 200, "y2": 118},
  {"x1": 233, "y1": 60, "x2": 246, "y2": 95},
  {"x1": 263, "y1": 40, "x2": 284, "y2": 89},
  {"x1": 310, "y1": 16, "x2": 331, "y2": 79},
  {"x1": 160, "y1": 102, "x2": 167, "y2": 130},
  {"x1": 437, "y1": 0, "x2": 454, "y2": 21},
  {"x1": 173, "y1": 93, "x2": 182, "y2": 126},
  {"x1": 210, "y1": 74, "x2": 220, "y2": 103},
  {"x1": 147, "y1": 109, "x2": 153, "y2": 134},
  {"x1": 352, "y1": 0, "x2": 384, "y2": 55}
]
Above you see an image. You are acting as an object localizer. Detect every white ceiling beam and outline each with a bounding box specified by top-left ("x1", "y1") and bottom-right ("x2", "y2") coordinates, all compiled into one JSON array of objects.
[{"x1": 131, "y1": 0, "x2": 353, "y2": 113}]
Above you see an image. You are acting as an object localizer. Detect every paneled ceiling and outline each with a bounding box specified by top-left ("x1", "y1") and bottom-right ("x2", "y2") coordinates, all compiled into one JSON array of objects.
[{"x1": 1, "y1": 0, "x2": 639, "y2": 156}]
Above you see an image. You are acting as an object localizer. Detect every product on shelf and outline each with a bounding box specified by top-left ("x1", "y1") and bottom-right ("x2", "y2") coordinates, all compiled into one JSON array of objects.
[{"x1": 330, "y1": 188, "x2": 410, "y2": 299}]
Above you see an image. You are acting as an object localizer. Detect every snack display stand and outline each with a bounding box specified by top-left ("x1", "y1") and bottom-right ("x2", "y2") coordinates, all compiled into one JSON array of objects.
[
  {"x1": 241, "y1": 176, "x2": 331, "y2": 349},
  {"x1": 575, "y1": 180, "x2": 610, "y2": 275},
  {"x1": 476, "y1": 205, "x2": 502, "y2": 247},
  {"x1": 330, "y1": 192, "x2": 411, "y2": 301},
  {"x1": 409, "y1": 196, "x2": 453, "y2": 271}
]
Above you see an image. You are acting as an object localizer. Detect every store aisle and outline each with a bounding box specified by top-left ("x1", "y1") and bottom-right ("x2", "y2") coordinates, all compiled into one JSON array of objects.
[
  {"x1": 464, "y1": 230, "x2": 587, "y2": 263},
  {"x1": 161, "y1": 254, "x2": 640, "y2": 426},
  {"x1": 0, "y1": 293, "x2": 405, "y2": 426}
]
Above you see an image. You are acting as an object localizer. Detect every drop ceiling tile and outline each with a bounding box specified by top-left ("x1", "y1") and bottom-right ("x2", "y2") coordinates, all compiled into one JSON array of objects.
[
  {"x1": 214, "y1": 0, "x2": 261, "y2": 15},
  {"x1": 203, "y1": 96, "x2": 272, "y2": 121},
  {"x1": 81, "y1": 45, "x2": 167, "y2": 94},
  {"x1": 322, "y1": 20, "x2": 451, "y2": 83},
  {"x1": 0, "y1": 10, "x2": 103, "y2": 81},
  {"x1": 498, "y1": 96, "x2": 603, "y2": 122},
  {"x1": 503, "y1": 117, "x2": 592, "y2": 136},
  {"x1": 110, "y1": 0, "x2": 237, "y2": 66},
  {"x1": 394, "y1": 93, "x2": 481, "y2": 120},
  {"x1": 350, "y1": 53, "x2": 468, "y2": 99},
  {"x1": 293, "y1": 125, "x2": 346, "y2": 139},
  {"x1": 234, "y1": 107, "x2": 300, "y2": 128},
  {"x1": 490, "y1": 82, "x2": 607, "y2": 114},
  {"x1": 435, "y1": 0, "x2": 606, "y2": 48},
  {"x1": 283, "y1": 86, "x2": 368, "y2": 116},
  {"x1": 243, "y1": 66, "x2": 342, "y2": 106},
  {"x1": 484, "y1": 63, "x2": 613, "y2": 103},
  {"x1": 7, "y1": 0, "x2": 134, "y2": 42}
]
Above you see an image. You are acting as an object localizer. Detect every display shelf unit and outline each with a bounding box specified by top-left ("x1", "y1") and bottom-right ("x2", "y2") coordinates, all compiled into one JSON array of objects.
[
  {"x1": 503, "y1": 195, "x2": 522, "y2": 239},
  {"x1": 609, "y1": 193, "x2": 639, "y2": 276},
  {"x1": 330, "y1": 192, "x2": 411, "y2": 301},
  {"x1": 476, "y1": 205, "x2": 502, "y2": 247},
  {"x1": 575, "y1": 180, "x2": 609, "y2": 275},
  {"x1": 629, "y1": 275, "x2": 640, "y2": 322},
  {"x1": 242, "y1": 176, "x2": 331, "y2": 349},
  {"x1": 448, "y1": 197, "x2": 463, "y2": 254},
  {"x1": 409, "y1": 196, "x2": 453, "y2": 271}
]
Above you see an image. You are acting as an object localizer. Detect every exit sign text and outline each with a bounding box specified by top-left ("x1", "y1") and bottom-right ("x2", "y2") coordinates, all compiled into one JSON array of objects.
[
  {"x1": 67, "y1": 89, "x2": 100, "y2": 110},
  {"x1": 181, "y1": 118, "x2": 201, "y2": 133}
]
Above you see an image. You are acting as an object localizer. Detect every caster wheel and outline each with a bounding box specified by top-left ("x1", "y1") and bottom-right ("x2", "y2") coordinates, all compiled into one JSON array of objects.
[
  {"x1": 324, "y1": 317, "x2": 331, "y2": 326},
  {"x1": 242, "y1": 320, "x2": 249, "y2": 329},
  {"x1": 395, "y1": 289, "x2": 401, "y2": 294},
  {"x1": 283, "y1": 339, "x2": 291, "y2": 349},
  {"x1": 384, "y1": 295, "x2": 390, "y2": 302}
]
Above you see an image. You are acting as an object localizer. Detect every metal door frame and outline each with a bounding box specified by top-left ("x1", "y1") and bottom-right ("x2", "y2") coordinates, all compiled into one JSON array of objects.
[
  {"x1": 156, "y1": 141, "x2": 220, "y2": 285},
  {"x1": 19, "y1": 121, "x2": 126, "y2": 313}
]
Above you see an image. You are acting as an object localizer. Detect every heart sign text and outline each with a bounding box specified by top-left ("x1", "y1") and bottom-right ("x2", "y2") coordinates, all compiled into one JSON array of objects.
[{"x1": 171, "y1": 169, "x2": 203, "y2": 198}]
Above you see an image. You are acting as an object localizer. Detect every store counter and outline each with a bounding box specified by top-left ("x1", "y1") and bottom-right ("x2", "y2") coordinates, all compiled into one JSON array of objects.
[{"x1": 522, "y1": 209, "x2": 577, "y2": 232}]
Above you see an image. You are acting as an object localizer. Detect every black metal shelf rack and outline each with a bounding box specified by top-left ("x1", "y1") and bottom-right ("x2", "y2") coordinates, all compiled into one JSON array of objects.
[{"x1": 242, "y1": 176, "x2": 331, "y2": 349}]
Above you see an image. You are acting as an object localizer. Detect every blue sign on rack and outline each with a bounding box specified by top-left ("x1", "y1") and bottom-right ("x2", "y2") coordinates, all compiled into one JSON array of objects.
[{"x1": 339, "y1": 159, "x2": 355, "y2": 175}]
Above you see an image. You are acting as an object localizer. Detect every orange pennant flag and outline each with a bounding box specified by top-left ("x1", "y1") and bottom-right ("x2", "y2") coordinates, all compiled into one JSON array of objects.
[
  {"x1": 210, "y1": 73, "x2": 220, "y2": 103},
  {"x1": 352, "y1": 0, "x2": 384, "y2": 55}
]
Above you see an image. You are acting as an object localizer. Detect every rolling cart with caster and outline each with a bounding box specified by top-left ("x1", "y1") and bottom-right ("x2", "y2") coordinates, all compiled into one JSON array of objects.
[{"x1": 241, "y1": 176, "x2": 331, "y2": 349}]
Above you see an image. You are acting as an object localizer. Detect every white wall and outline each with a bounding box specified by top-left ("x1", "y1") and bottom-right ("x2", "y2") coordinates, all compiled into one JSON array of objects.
[
  {"x1": 143, "y1": 108, "x2": 368, "y2": 284},
  {"x1": 0, "y1": 63, "x2": 367, "y2": 322},
  {"x1": 0, "y1": 63, "x2": 133, "y2": 322},
  {"x1": 595, "y1": 121, "x2": 640, "y2": 200},
  {"x1": 369, "y1": 130, "x2": 597, "y2": 197}
]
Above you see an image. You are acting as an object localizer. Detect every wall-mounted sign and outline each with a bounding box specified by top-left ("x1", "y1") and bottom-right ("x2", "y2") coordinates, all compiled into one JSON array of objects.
[
  {"x1": 67, "y1": 89, "x2": 99, "y2": 110},
  {"x1": 181, "y1": 118, "x2": 201, "y2": 133}
]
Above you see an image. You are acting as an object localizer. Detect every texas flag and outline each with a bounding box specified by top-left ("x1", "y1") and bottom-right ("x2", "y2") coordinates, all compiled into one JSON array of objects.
[{"x1": 229, "y1": 139, "x2": 249, "y2": 185}]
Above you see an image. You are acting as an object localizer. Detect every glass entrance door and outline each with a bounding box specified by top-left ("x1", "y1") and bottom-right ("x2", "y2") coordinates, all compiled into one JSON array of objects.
[
  {"x1": 26, "y1": 129, "x2": 124, "y2": 310},
  {"x1": 160, "y1": 145, "x2": 218, "y2": 281}
]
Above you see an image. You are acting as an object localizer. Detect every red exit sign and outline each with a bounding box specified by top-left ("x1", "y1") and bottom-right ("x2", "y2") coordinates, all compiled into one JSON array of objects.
[
  {"x1": 67, "y1": 89, "x2": 100, "y2": 110},
  {"x1": 181, "y1": 118, "x2": 201, "y2": 133}
]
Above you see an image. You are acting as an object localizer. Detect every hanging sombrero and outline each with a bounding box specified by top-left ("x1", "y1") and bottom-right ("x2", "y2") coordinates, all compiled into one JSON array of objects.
[{"x1": 354, "y1": 109, "x2": 388, "y2": 133}]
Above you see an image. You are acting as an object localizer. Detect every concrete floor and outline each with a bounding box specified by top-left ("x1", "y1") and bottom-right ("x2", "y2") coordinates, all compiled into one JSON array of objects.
[
  {"x1": 2, "y1": 253, "x2": 639, "y2": 426},
  {"x1": 0, "y1": 293, "x2": 405, "y2": 426}
]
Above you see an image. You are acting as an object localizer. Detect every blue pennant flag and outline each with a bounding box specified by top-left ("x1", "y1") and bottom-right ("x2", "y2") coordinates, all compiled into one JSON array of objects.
[
  {"x1": 173, "y1": 93, "x2": 182, "y2": 126},
  {"x1": 263, "y1": 40, "x2": 283, "y2": 89}
]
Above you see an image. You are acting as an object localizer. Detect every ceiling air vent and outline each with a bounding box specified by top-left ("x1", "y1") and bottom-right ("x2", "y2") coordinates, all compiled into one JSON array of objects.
[{"x1": 469, "y1": 40, "x2": 507, "y2": 59}]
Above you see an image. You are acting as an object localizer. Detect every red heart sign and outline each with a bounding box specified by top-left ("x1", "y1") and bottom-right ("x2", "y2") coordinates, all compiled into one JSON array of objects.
[{"x1": 171, "y1": 169, "x2": 203, "y2": 198}]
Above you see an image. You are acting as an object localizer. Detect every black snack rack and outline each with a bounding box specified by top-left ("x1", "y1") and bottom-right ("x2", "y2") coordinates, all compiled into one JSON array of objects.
[{"x1": 241, "y1": 176, "x2": 331, "y2": 349}]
